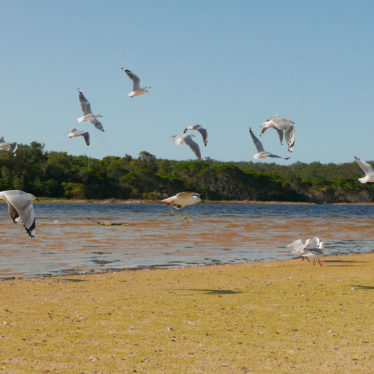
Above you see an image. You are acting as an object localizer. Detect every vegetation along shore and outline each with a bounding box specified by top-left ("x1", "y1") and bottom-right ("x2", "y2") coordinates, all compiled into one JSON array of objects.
[{"x1": 1, "y1": 142, "x2": 374, "y2": 203}]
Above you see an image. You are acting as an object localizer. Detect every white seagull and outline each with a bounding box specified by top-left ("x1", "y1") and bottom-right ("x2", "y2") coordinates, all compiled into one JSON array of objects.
[
  {"x1": 0, "y1": 190, "x2": 37, "y2": 238},
  {"x1": 0, "y1": 137, "x2": 18, "y2": 156},
  {"x1": 183, "y1": 124, "x2": 208, "y2": 146},
  {"x1": 260, "y1": 115, "x2": 295, "y2": 152},
  {"x1": 303, "y1": 237, "x2": 324, "y2": 266},
  {"x1": 161, "y1": 192, "x2": 201, "y2": 219},
  {"x1": 249, "y1": 128, "x2": 290, "y2": 160},
  {"x1": 76, "y1": 89, "x2": 104, "y2": 132},
  {"x1": 67, "y1": 128, "x2": 90, "y2": 146},
  {"x1": 173, "y1": 133, "x2": 202, "y2": 160},
  {"x1": 354, "y1": 156, "x2": 374, "y2": 183},
  {"x1": 121, "y1": 68, "x2": 151, "y2": 98}
]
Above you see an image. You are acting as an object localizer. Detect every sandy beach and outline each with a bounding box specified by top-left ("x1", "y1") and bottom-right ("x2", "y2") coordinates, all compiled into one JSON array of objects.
[{"x1": 0, "y1": 253, "x2": 373, "y2": 373}]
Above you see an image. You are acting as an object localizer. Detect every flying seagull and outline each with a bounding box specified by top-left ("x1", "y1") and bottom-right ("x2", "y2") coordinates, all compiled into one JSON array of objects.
[
  {"x1": 354, "y1": 156, "x2": 374, "y2": 183},
  {"x1": 249, "y1": 128, "x2": 290, "y2": 160},
  {"x1": 173, "y1": 132, "x2": 202, "y2": 160},
  {"x1": 0, "y1": 190, "x2": 37, "y2": 238},
  {"x1": 121, "y1": 68, "x2": 151, "y2": 98},
  {"x1": 76, "y1": 89, "x2": 104, "y2": 132},
  {"x1": 161, "y1": 192, "x2": 202, "y2": 219},
  {"x1": 0, "y1": 137, "x2": 18, "y2": 156},
  {"x1": 260, "y1": 115, "x2": 295, "y2": 152},
  {"x1": 67, "y1": 128, "x2": 90, "y2": 146},
  {"x1": 183, "y1": 124, "x2": 208, "y2": 146}
]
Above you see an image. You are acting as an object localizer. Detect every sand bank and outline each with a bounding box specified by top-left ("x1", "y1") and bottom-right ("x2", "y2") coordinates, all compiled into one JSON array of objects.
[{"x1": 0, "y1": 254, "x2": 373, "y2": 373}]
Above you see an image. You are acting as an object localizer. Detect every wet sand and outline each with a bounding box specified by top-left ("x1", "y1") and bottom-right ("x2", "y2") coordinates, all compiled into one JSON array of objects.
[{"x1": 0, "y1": 253, "x2": 373, "y2": 373}]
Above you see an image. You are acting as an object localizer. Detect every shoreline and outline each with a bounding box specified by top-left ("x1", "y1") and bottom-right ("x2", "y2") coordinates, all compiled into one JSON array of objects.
[
  {"x1": 1, "y1": 252, "x2": 373, "y2": 372},
  {"x1": 9, "y1": 198, "x2": 374, "y2": 205},
  {"x1": 1, "y1": 250, "x2": 372, "y2": 282}
]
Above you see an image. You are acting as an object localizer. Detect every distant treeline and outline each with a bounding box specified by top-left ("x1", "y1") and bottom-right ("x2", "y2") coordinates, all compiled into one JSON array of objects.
[{"x1": 0, "y1": 142, "x2": 373, "y2": 203}]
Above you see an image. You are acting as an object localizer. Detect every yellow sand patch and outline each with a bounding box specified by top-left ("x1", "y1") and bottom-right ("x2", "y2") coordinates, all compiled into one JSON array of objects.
[{"x1": 0, "y1": 254, "x2": 373, "y2": 373}]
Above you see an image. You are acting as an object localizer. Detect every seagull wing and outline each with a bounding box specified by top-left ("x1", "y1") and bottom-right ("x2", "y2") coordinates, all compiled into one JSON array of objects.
[
  {"x1": 306, "y1": 237, "x2": 320, "y2": 248},
  {"x1": 184, "y1": 135, "x2": 202, "y2": 160},
  {"x1": 173, "y1": 133, "x2": 186, "y2": 145},
  {"x1": 276, "y1": 128, "x2": 284, "y2": 145},
  {"x1": 124, "y1": 69, "x2": 140, "y2": 91},
  {"x1": 7, "y1": 200, "x2": 19, "y2": 223},
  {"x1": 249, "y1": 128, "x2": 265, "y2": 153},
  {"x1": 89, "y1": 118, "x2": 104, "y2": 132},
  {"x1": 284, "y1": 125, "x2": 295, "y2": 152},
  {"x1": 176, "y1": 192, "x2": 192, "y2": 198},
  {"x1": 197, "y1": 127, "x2": 208, "y2": 146},
  {"x1": 355, "y1": 156, "x2": 374, "y2": 176},
  {"x1": 308, "y1": 248, "x2": 324, "y2": 255},
  {"x1": 78, "y1": 89, "x2": 92, "y2": 115},
  {"x1": 286, "y1": 239, "x2": 305, "y2": 252},
  {"x1": 10, "y1": 142, "x2": 17, "y2": 156},
  {"x1": 83, "y1": 132, "x2": 90, "y2": 146},
  {"x1": 266, "y1": 153, "x2": 283, "y2": 159},
  {"x1": 3, "y1": 191, "x2": 36, "y2": 238}
]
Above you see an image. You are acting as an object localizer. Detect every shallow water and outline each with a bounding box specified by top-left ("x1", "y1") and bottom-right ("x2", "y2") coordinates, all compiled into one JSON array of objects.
[{"x1": 1, "y1": 203, "x2": 374, "y2": 279}]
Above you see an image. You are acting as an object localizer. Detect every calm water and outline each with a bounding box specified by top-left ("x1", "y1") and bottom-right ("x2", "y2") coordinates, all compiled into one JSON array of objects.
[{"x1": 1, "y1": 203, "x2": 374, "y2": 279}]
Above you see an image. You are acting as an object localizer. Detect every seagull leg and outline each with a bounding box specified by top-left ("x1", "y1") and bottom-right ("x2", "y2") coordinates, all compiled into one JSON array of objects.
[
  {"x1": 305, "y1": 257, "x2": 310, "y2": 262},
  {"x1": 301, "y1": 256, "x2": 304, "y2": 261},
  {"x1": 318, "y1": 259, "x2": 323, "y2": 266},
  {"x1": 313, "y1": 260, "x2": 316, "y2": 266},
  {"x1": 184, "y1": 210, "x2": 191, "y2": 220}
]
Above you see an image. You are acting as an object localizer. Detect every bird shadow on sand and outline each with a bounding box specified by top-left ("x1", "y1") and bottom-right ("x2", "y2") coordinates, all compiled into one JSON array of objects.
[
  {"x1": 323, "y1": 260, "x2": 367, "y2": 266},
  {"x1": 351, "y1": 285, "x2": 374, "y2": 290},
  {"x1": 174, "y1": 288, "x2": 242, "y2": 295},
  {"x1": 324, "y1": 260, "x2": 367, "y2": 263},
  {"x1": 60, "y1": 278, "x2": 88, "y2": 282}
]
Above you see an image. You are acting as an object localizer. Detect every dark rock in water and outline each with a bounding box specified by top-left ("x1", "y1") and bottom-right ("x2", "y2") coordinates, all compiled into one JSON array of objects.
[{"x1": 97, "y1": 222, "x2": 129, "y2": 226}]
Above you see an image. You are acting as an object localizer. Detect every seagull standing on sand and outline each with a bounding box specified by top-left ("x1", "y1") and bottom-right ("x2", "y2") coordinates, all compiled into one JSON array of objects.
[
  {"x1": 173, "y1": 132, "x2": 202, "y2": 160},
  {"x1": 249, "y1": 128, "x2": 290, "y2": 160},
  {"x1": 0, "y1": 137, "x2": 18, "y2": 156},
  {"x1": 121, "y1": 68, "x2": 151, "y2": 98},
  {"x1": 354, "y1": 156, "x2": 374, "y2": 183},
  {"x1": 0, "y1": 190, "x2": 37, "y2": 238},
  {"x1": 260, "y1": 115, "x2": 295, "y2": 152},
  {"x1": 76, "y1": 89, "x2": 104, "y2": 132},
  {"x1": 161, "y1": 192, "x2": 202, "y2": 219},
  {"x1": 67, "y1": 128, "x2": 90, "y2": 146},
  {"x1": 183, "y1": 124, "x2": 208, "y2": 146},
  {"x1": 303, "y1": 237, "x2": 324, "y2": 266}
]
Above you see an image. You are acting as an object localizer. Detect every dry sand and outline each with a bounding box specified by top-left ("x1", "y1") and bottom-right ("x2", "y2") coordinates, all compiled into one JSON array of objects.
[{"x1": 0, "y1": 253, "x2": 373, "y2": 373}]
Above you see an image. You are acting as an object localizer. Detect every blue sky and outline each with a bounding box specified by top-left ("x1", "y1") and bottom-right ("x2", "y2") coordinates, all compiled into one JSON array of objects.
[{"x1": 1, "y1": 0, "x2": 374, "y2": 164}]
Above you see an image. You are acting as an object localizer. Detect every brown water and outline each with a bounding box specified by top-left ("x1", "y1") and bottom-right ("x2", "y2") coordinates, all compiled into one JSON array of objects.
[{"x1": 1, "y1": 203, "x2": 374, "y2": 279}]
